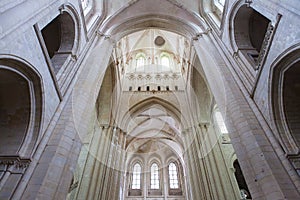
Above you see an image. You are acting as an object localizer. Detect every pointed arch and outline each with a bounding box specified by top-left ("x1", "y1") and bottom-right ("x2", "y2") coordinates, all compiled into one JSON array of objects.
[
  {"x1": 120, "y1": 96, "x2": 189, "y2": 130},
  {"x1": 132, "y1": 163, "x2": 142, "y2": 189},
  {"x1": 150, "y1": 162, "x2": 160, "y2": 189}
]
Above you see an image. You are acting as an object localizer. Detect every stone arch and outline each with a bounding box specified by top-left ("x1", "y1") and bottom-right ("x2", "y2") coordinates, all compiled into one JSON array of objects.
[
  {"x1": 99, "y1": 0, "x2": 208, "y2": 41},
  {"x1": 0, "y1": 56, "x2": 43, "y2": 158},
  {"x1": 270, "y1": 46, "x2": 300, "y2": 173},
  {"x1": 72, "y1": 0, "x2": 209, "y2": 134},
  {"x1": 166, "y1": 158, "x2": 184, "y2": 195},
  {"x1": 147, "y1": 156, "x2": 163, "y2": 195},
  {"x1": 120, "y1": 96, "x2": 189, "y2": 131},
  {"x1": 148, "y1": 155, "x2": 163, "y2": 168},
  {"x1": 96, "y1": 61, "x2": 116, "y2": 125},
  {"x1": 41, "y1": 4, "x2": 80, "y2": 74},
  {"x1": 126, "y1": 158, "x2": 144, "y2": 196},
  {"x1": 191, "y1": 64, "x2": 213, "y2": 123},
  {"x1": 229, "y1": 3, "x2": 271, "y2": 66},
  {"x1": 127, "y1": 154, "x2": 145, "y2": 168}
]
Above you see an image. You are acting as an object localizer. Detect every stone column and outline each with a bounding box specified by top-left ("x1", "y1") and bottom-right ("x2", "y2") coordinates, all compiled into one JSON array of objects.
[
  {"x1": 182, "y1": 128, "x2": 201, "y2": 200},
  {"x1": 90, "y1": 125, "x2": 111, "y2": 199},
  {"x1": 193, "y1": 33, "x2": 300, "y2": 199},
  {"x1": 98, "y1": 125, "x2": 115, "y2": 199},
  {"x1": 194, "y1": 124, "x2": 213, "y2": 199}
]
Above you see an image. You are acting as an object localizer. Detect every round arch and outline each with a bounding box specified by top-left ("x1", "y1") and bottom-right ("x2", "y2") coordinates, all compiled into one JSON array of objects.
[
  {"x1": 270, "y1": 45, "x2": 300, "y2": 154},
  {"x1": 0, "y1": 55, "x2": 43, "y2": 158},
  {"x1": 59, "y1": 3, "x2": 82, "y2": 56},
  {"x1": 98, "y1": 0, "x2": 208, "y2": 42}
]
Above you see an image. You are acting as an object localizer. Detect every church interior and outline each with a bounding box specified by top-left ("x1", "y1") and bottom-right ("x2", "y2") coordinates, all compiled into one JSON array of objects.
[{"x1": 0, "y1": 0, "x2": 300, "y2": 199}]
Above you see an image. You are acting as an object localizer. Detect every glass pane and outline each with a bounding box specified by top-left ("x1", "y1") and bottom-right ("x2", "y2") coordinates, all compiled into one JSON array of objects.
[
  {"x1": 169, "y1": 162, "x2": 179, "y2": 189},
  {"x1": 132, "y1": 163, "x2": 141, "y2": 189},
  {"x1": 151, "y1": 163, "x2": 160, "y2": 189}
]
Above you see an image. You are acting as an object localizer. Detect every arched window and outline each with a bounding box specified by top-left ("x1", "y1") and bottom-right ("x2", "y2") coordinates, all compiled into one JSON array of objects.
[
  {"x1": 136, "y1": 55, "x2": 145, "y2": 68},
  {"x1": 132, "y1": 163, "x2": 141, "y2": 189},
  {"x1": 161, "y1": 55, "x2": 170, "y2": 67},
  {"x1": 81, "y1": 0, "x2": 89, "y2": 10},
  {"x1": 150, "y1": 163, "x2": 159, "y2": 189},
  {"x1": 168, "y1": 162, "x2": 179, "y2": 189},
  {"x1": 41, "y1": 12, "x2": 77, "y2": 74},
  {"x1": 233, "y1": 6, "x2": 270, "y2": 65},
  {"x1": 214, "y1": 111, "x2": 228, "y2": 134},
  {"x1": 0, "y1": 58, "x2": 42, "y2": 196}
]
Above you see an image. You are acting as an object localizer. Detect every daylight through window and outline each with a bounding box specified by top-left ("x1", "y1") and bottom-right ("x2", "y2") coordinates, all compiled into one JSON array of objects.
[
  {"x1": 169, "y1": 162, "x2": 179, "y2": 189},
  {"x1": 132, "y1": 163, "x2": 141, "y2": 189},
  {"x1": 151, "y1": 163, "x2": 160, "y2": 189}
]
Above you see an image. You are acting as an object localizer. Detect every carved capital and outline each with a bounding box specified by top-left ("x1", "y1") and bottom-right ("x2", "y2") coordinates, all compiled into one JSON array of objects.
[{"x1": 0, "y1": 155, "x2": 31, "y2": 171}]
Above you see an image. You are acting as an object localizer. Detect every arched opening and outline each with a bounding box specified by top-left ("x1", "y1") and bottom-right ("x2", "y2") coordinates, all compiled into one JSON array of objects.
[
  {"x1": 233, "y1": 160, "x2": 251, "y2": 199},
  {"x1": 69, "y1": 1, "x2": 248, "y2": 198},
  {"x1": 168, "y1": 161, "x2": 183, "y2": 196},
  {"x1": 136, "y1": 55, "x2": 146, "y2": 68},
  {"x1": 234, "y1": 5, "x2": 270, "y2": 65},
  {"x1": 150, "y1": 163, "x2": 160, "y2": 189},
  {"x1": 42, "y1": 12, "x2": 76, "y2": 74},
  {"x1": 272, "y1": 50, "x2": 300, "y2": 174},
  {"x1": 0, "y1": 58, "x2": 42, "y2": 198},
  {"x1": 283, "y1": 61, "x2": 300, "y2": 146},
  {"x1": 168, "y1": 162, "x2": 179, "y2": 189},
  {"x1": 132, "y1": 163, "x2": 142, "y2": 190},
  {"x1": 161, "y1": 55, "x2": 170, "y2": 67},
  {"x1": 0, "y1": 59, "x2": 42, "y2": 158},
  {"x1": 0, "y1": 69, "x2": 30, "y2": 155},
  {"x1": 127, "y1": 161, "x2": 143, "y2": 196}
]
